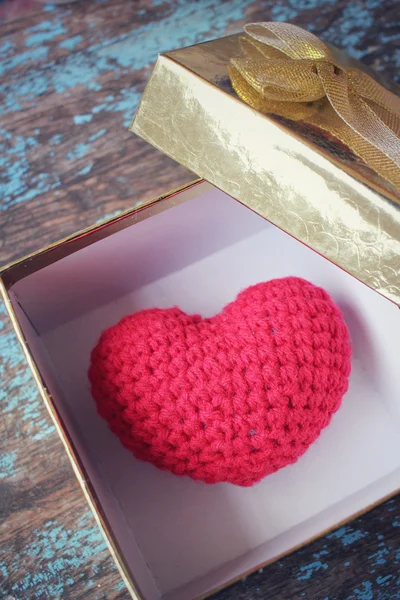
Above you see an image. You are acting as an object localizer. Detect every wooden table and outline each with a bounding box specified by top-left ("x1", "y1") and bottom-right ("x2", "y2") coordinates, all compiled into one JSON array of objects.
[{"x1": 0, "y1": 1, "x2": 399, "y2": 598}]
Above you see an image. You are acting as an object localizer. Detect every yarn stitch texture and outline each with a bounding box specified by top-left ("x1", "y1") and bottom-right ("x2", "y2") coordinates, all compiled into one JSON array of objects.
[{"x1": 89, "y1": 277, "x2": 351, "y2": 486}]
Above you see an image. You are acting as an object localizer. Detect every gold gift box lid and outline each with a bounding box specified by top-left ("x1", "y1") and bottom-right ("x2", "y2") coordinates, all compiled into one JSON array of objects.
[{"x1": 131, "y1": 25, "x2": 400, "y2": 306}]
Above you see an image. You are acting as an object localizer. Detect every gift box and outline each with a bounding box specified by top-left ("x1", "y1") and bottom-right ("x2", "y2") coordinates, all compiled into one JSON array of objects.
[{"x1": 1, "y1": 22, "x2": 400, "y2": 600}]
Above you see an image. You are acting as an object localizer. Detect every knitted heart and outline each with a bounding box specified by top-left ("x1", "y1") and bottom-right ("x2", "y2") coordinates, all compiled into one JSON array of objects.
[{"x1": 89, "y1": 277, "x2": 351, "y2": 487}]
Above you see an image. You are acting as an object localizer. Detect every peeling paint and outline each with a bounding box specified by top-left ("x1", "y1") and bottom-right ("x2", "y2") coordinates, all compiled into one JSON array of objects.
[
  {"x1": 327, "y1": 525, "x2": 369, "y2": 547},
  {"x1": 60, "y1": 34, "x2": 83, "y2": 50},
  {"x1": 1, "y1": 512, "x2": 107, "y2": 598},
  {"x1": 73, "y1": 114, "x2": 93, "y2": 125},
  {"x1": 25, "y1": 22, "x2": 67, "y2": 48},
  {"x1": 67, "y1": 142, "x2": 91, "y2": 160},
  {"x1": 297, "y1": 560, "x2": 328, "y2": 581},
  {"x1": 0, "y1": 450, "x2": 17, "y2": 478},
  {"x1": 77, "y1": 162, "x2": 94, "y2": 176}
]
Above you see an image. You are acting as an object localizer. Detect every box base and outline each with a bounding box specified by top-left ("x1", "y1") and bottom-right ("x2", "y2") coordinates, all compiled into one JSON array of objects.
[{"x1": 9, "y1": 182, "x2": 400, "y2": 600}]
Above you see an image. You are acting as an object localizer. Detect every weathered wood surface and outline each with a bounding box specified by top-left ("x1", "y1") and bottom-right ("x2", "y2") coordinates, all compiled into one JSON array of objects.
[{"x1": 0, "y1": 1, "x2": 399, "y2": 599}]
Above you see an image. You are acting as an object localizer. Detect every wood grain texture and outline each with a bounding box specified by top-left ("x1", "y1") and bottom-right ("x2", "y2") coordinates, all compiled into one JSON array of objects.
[{"x1": 0, "y1": 1, "x2": 399, "y2": 599}]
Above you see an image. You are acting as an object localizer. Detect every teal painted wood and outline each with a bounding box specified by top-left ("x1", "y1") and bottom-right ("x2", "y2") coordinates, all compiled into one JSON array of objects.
[{"x1": 0, "y1": 1, "x2": 399, "y2": 599}]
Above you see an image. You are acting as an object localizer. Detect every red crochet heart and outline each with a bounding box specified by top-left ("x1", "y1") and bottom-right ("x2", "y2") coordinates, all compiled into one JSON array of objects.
[{"x1": 89, "y1": 277, "x2": 351, "y2": 487}]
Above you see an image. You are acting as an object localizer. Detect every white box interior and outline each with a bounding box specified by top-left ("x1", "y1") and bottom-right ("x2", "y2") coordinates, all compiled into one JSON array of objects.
[{"x1": 10, "y1": 182, "x2": 400, "y2": 600}]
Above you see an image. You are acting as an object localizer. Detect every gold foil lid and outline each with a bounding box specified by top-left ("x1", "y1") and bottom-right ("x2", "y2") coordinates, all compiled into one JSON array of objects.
[{"x1": 130, "y1": 32, "x2": 400, "y2": 306}]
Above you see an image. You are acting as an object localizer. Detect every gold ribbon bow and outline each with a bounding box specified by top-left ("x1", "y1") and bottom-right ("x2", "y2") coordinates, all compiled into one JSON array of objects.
[{"x1": 229, "y1": 22, "x2": 400, "y2": 188}]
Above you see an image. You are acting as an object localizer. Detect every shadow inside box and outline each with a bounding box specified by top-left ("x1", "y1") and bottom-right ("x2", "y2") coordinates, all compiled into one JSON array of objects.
[
  {"x1": 7, "y1": 183, "x2": 400, "y2": 600},
  {"x1": 337, "y1": 295, "x2": 400, "y2": 421}
]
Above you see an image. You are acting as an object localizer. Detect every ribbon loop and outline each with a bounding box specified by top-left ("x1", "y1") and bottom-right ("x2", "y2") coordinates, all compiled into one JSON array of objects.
[
  {"x1": 229, "y1": 22, "x2": 400, "y2": 188},
  {"x1": 244, "y1": 22, "x2": 331, "y2": 60}
]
